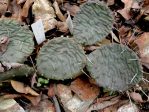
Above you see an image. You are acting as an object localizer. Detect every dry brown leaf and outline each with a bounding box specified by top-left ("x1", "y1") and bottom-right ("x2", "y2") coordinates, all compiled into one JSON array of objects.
[
  {"x1": 6, "y1": 0, "x2": 22, "y2": 22},
  {"x1": 101, "y1": 100, "x2": 128, "y2": 112},
  {"x1": 56, "y1": 0, "x2": 66, "y2": 4},
  {"x1": 107, "y1": 0, "x2": 115, "y2": 6},
  {"x1": 47, "y1": 84, "x2": 55, "y2": 97},
  {"x1": 16, "y1": 0, "x2": 26, "y2": 4},
  {"x1": 29, "y1": 98, "x2": 55, "y2": 112},
  {"x1": 21, "y1": 0, "x2": 34, "y2": 18},
  {"x1": 53, "y1": 1, "x2": 66, "y2": 22},
  {"x1": 0, "y1": 0, "x2": 8, "y2": 16},
  {"x1": 56, "y1": 21, "x2": 68, "y2": 32},
  {"x1": 70, "y1": 77, "x2": 99, "y2": 101},
  {"x1": 56, "y1": 84, "x2": 93, "y2": 112},
  {"x1": 118, "y1": 8, "x2": 131, "y2": 20},
  {"x1": 0, "y1": 98, "x2": 25, "y2": 112},
  {"x1": 134, "y1": 32, "x2": 149, "y2": 68},
  {"x1": 86, "y1": 96, "x2": 120, "y2": 112},
  {"x1": 32, "y1": 0, "x2": 57, "y2": 32},
  {"x1": 23, "y1": 94, "x2": 41, "y2": 106},
  {"x1": 63, "y1": 3, "x2": 80, "y2": 16},
  {"x1": 118, "y1": 0, "x2": 135, "y2": 20},
  {"x1": 11, "y1": 80, "x2": 39, "y2": 96},
  {"x1": 56, "y1": 84, "x2": 72, "y2": 103},
  {"x1": 117, "y1": 103, "x2": 139, "y2": 112},
  {"x1": 130, "y1": 92, "x2": 143, "y2": 103},
  {"x1": 121, "y1": 0, "x2": 134, "y2": 9},
  {"x1": 135, "y1": 32, "x2": 149, "y2": 50},
  {"x1": 143, "y1": 0, "x2": 149, "y2": 7},
  {"x1": 2, "y1": 94, "x2": 21, "y2": 99}
]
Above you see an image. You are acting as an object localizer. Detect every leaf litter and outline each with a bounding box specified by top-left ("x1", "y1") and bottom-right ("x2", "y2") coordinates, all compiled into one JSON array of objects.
[{"x1": 0, "y1": 0, "x2": 149, "y2": 112}]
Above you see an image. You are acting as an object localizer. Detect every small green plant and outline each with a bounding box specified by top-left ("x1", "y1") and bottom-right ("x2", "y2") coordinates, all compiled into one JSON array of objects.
[
  {"x1": 73, "y1": 2, "x2": 114, "y2": 45},
  {"x1": 37, "y1": 37, "x2": 86, "y2": 80},
  {"x1": 0, "y1": 19, "x2": 34, "y2": 63},
  {"x1": 87, "y1": 43, "x2": 143, "y2": 91},
  {"x1": 37, "y1": 77, "x2": 49, "y2": 87}
]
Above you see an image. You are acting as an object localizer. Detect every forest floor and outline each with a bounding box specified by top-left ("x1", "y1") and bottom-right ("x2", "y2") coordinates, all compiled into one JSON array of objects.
[{"x1": 0, "y1": 0, "x2": 149, "y2": 112}]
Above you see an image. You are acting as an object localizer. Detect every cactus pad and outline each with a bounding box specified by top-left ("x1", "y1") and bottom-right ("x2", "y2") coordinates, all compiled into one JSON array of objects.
[
  {"x1": 0, "y1": 19, "x2": 34, "y2": 63},
  {"x1": 73, "y1": 2, "x2": 114, "y2": 45},
  {"x1": 87, "y1": 43, "x2": 142, "y2": 91},
  {"x1": 0, "y1": 65, "x2": 34, "y2": 82},
  {"x1": 37, "y1": 37, "x2": 86, "y2": 80}
]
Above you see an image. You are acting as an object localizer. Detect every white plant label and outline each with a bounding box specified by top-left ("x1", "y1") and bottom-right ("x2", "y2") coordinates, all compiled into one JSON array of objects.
[{"x1": 31, "y1": 19, "x2": 46, "y2": 44}]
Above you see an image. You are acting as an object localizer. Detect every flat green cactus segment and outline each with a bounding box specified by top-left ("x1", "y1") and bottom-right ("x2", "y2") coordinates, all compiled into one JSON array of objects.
[
  {"x1": 0, "y1": 65, "x2": 34, "y2": 82},
  {"x1": 37, "y1": 37, "x2": 86, "y2": 80},
  {"x1": 73, "y1": 2, "x2": 114, "y2": 45},
  {"x1": 0, "y1": 19, "x2": 34, "y2": 63},
  {"x1": 87, "y1": 43, "x2": 142, "y2": 91}
]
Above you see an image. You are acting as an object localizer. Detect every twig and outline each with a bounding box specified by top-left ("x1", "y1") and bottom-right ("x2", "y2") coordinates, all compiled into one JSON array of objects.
[{"x1": 53, "y1": 96, "x2": 61, "y2": 112}]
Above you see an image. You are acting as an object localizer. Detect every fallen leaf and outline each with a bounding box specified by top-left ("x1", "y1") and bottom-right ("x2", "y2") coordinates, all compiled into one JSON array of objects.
[
  {"x1": 143, "y1": 0, "x2": 149, "y2": 7},
  {"x1": 29, "y1": 98, "x2": 55, "y2": 112},
  {"x1": 70, "y1": 77, "x2": 99, "y2": 101},
  {"x1": 7, "y1": 0, "x2": 22, "y2": 22},
  {"x1": 56, "y1": 21, "x2": 68, "y2": 32},
  {"x1": 134, "y1": 32, "x2": 149, "y2": 68},
  {"x1": 0, "y1": 98, "x2": 25, "y2": 112},
  {"x1": 135, "y1": 32, "x2": 149, "y2": 51},
  {"x1": 47, "y1": 84, "x2": 55, "y2": 97},
  {"x1": 16, "y1": 0, "x2": 26, "y2": 4},
  {"x1": 56, "y1": 84, "x2": 93, "y2": 112},
  {"x1": 23, "y1": 94, "x2": 41, "y2": 106},
  {"x1": 21, "y1": 0, "x2": 34, "y2": 18},
  {"x1": 101, "y1": 100, "x2": 129, "y2": 112},
  {"x1": 107, "y1": 0, "x2": 115, "y2": 6},
  {"x1": 117, "y1": 103, "x2": 139, "y2": 112},
  {"x1": 0, "y1": 0, "x2": 8, "y2": 16},
  {"x1": 11, "y1": 80, "x2": 39, "y2": 96},
  {"x1": 63, "y1": 3, "x2": 80, "y2": 16},
  {"x1": 56, "y1": 84, "x2": 72, "y2": 103},
  {"x1": 53, "y1": 1, "x2": 66, "y2": 22},
  {"x1": 130, "y1": 92, "x2": 143, "y2": 102},
  {"x1": 32, "y1": 0, "x2": 57, "y2": 32},
  {"x1": 118, "y1": 0, "x2": 137, "y2": 20},
  {"x1": 2, "y1": 94, "x2": 21, "y2": 99},
  {"x1": 86, "y1": 96, "x2": 120, "y2": 112}
]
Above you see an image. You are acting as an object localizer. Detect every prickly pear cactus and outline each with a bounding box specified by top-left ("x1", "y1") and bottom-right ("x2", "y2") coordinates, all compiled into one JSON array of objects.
[
  {"x1": 37, "y1": 37, "x2": 86, "y2": 80},
  {"x1": 87, "y1": 43, "x2": 142, "y2": 91},
  {"x1": 0, "y1": 65, "x2": 34, "y2": 82},
  {"x1": 73, "y1": 2, "x2": 114, "y2": 45},
  {"x1": 0, "y1": 19, "x2": 34, "y2": 63}
]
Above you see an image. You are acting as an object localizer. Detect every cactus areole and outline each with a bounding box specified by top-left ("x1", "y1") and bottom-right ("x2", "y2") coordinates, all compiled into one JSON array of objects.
[
  {"x1": 37, "y1": 37, "x2": 86, "y2": 80},
  {"x1": 87, "y1": 43, "x2": 142, "y2": 91},
  {"x1": 73, "y1": 2, "x2": 114, "y2": 45},
  {"x1": 0, "y1": 19, "x2": 34, "y2": 63}
]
